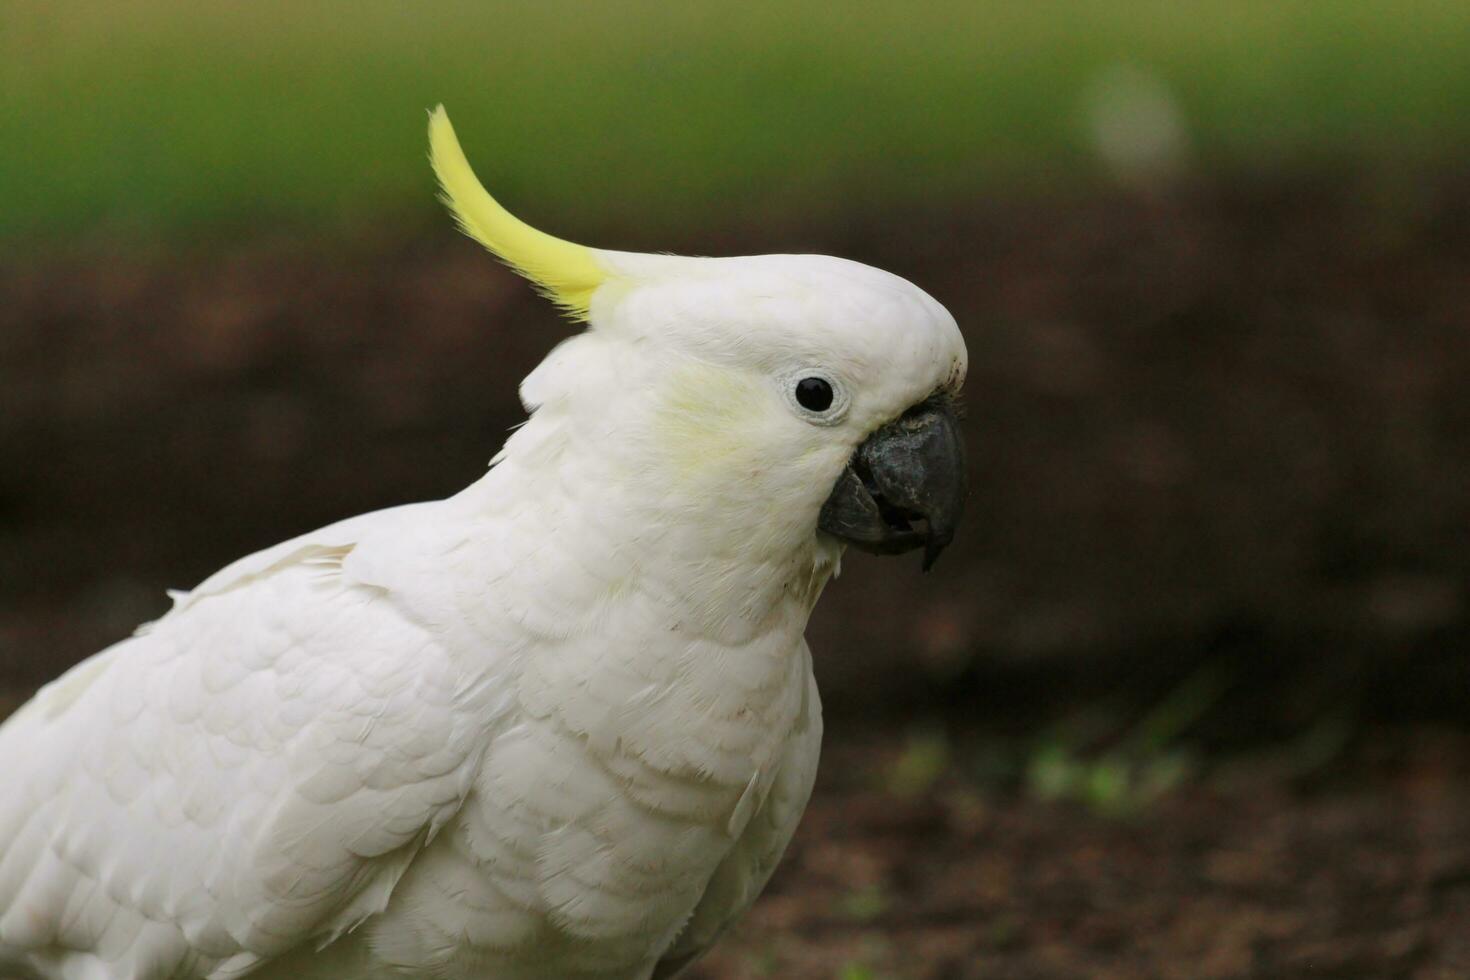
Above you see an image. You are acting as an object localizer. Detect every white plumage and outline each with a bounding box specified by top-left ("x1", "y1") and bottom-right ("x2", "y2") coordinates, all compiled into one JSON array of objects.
[{"x1": 0, "y1": 109, "x2": 967, "y2": 979}]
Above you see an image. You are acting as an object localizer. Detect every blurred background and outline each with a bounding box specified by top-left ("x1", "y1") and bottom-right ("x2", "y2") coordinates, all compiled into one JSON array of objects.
[{"x1": 3, "y1": 1, "x2": 1469, "y2": 976}]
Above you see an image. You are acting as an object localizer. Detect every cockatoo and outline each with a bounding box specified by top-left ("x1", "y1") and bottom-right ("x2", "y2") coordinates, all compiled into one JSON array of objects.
[{"x1": 0, "y1": 107, "x2": 967, "y2": 980}]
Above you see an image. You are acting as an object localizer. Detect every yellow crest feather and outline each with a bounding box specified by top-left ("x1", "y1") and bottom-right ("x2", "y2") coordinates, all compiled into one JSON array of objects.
[{"x1": 428, "y1": 105, "x2": 606, "y2": 319}]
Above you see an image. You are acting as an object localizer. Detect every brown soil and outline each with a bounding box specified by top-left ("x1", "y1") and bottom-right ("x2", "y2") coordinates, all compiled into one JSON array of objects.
[{"x1": 693, "y1": 727, "x2": 1470, "y2": 979}]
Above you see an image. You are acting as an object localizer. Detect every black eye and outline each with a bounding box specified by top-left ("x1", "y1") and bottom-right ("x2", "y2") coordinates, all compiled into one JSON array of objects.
[{"x1": 794, "y1": 376, "x2": 834, "y2": 412}]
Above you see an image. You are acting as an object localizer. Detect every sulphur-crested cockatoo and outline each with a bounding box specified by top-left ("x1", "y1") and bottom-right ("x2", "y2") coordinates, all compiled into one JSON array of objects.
[{"x1": 0, "y1": 107, "x2": 967, "y2": 980}]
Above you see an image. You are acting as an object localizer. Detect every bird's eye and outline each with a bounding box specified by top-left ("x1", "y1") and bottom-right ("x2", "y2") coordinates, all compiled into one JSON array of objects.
[
  {"x1": 783, "y1": 369, "x2": 848, "y2": 424},
  {"x1": 794, "y1": 377, "x2": 834, "y2": 413}
]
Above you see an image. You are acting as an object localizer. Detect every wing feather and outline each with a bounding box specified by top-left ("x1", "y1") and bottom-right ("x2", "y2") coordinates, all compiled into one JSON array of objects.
[{"x1": 0, "y1": 503, "x2": 510, "y2": 980}]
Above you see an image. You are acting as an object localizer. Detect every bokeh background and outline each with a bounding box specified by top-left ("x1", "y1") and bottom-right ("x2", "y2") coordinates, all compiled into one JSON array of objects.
[{"x1": 4, "y1": 2, "x2": 1470, "y2": 976}]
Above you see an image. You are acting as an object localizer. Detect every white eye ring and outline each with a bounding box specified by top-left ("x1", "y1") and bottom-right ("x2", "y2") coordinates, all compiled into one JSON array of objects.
[{"x1": 781, "y1": 369, "x2": 850, "y2": 425}]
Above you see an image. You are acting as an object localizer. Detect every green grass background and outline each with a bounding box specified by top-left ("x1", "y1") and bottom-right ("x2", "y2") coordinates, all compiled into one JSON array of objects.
[{"x1": 4, "y1": 0, "x2": 1469, "y2": 243}]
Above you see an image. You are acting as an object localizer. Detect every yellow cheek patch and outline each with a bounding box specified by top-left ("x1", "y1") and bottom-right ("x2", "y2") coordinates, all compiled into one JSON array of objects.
[{"x1": 653, "y1": 365, "x2": 775, "y2": 484}]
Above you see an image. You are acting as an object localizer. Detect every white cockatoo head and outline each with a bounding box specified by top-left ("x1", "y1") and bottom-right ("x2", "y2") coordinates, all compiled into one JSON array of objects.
[{"x1": 430, "y1": 107, "x2": 967, "y2": 576}]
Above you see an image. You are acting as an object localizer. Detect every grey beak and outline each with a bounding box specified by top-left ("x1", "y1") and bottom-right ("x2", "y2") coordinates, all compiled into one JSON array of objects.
[{"x1": 817, "y1": 397, "x2": 967, "y2": 570}]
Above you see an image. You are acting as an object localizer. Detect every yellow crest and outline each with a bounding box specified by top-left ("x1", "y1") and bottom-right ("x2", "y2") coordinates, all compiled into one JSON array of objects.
[{"x1": 428, "y1": 106, "x2": 607, "y2": 320}]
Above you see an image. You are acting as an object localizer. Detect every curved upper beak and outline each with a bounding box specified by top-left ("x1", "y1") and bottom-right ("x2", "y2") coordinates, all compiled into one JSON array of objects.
[{"x1": 817, "y1": 397, "x2": 967, "y2": 570}]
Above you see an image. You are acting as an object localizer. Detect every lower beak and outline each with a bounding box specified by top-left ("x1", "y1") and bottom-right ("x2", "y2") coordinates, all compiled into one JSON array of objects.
[{"x1": 817, "y1": 397, "x2": 967, "y2": 570}]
